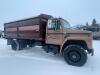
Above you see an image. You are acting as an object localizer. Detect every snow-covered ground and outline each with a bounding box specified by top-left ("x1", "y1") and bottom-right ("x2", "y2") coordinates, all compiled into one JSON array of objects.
[{"x1": 0, "y1": 38, "x2": 100, "y2": 75}]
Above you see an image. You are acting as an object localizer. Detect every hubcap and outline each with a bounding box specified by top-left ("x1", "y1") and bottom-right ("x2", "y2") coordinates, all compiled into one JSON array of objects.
[
  {"x1": 72, "y1": 55, "x2": 77, "y2": 59},
  {"x1": 68, "y1": 51, "x2": 81, "y2": 62}
]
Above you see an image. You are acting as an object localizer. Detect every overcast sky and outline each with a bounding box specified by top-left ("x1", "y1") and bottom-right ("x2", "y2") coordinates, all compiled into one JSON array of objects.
[{"x1": 0, "y1": 0, "x2": 100, "y2": 30}]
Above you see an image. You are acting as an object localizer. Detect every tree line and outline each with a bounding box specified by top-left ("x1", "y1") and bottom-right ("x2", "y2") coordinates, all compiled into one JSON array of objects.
[{"x1": 76, "y1": 19, "x2": 100, "y2": 32}]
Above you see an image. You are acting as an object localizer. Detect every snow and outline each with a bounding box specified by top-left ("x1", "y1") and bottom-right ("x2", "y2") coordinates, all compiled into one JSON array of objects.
[{"x1": 0, "y1": 38, "x2": 100, "y2": 75}]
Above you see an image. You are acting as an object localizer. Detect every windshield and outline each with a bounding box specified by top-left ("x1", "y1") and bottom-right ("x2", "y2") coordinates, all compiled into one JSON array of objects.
[
  {"x1": 63, "y1": 19, "x2": 70, "y2": 29},
  {"x1": 48, "y1": 19, "x2": 61, "y2": 30}
]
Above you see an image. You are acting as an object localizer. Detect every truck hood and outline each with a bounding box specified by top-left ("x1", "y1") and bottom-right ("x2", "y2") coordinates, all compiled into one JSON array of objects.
[
  {"x1": 65, "y1": 29, "x2": 92, "y2": 34},
  {"x1": 63, "y1": 29, "x2": 92, "y2": 39}
]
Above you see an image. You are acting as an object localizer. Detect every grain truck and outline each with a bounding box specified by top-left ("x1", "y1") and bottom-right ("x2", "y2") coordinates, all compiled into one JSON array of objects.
[{"x1": 4, "y1": 14, "x2": 94, "y2": 67}]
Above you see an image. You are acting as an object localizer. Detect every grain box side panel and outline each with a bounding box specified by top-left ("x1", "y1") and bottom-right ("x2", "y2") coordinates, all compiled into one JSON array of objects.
[
  {"x1": 18, "y1": 18, "x2": 42, "y2": 40},
  {"x1": 4, "y1": 16, "x2": 47, "y2": 41},
  {"x1": 4, "y1": 22, "x2": 18, "y2": 38}
]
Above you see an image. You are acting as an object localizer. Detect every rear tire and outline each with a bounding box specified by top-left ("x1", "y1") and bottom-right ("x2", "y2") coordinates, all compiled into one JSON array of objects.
[
  {"x1": 28, "y1": 40, "x2": 35, "y2": 47},
  {"x1": 63, "y1": 45, "x2": 87, "y2": 67},
  {"x1": 19, "y1": 40, "x2": 27, "y2": 49},
  {"x1": 11, "y1": 39, "x2": 26, "y2": 50},
  {"x1": 11, "y1": 40, "x2": 20, "y2": 50}
]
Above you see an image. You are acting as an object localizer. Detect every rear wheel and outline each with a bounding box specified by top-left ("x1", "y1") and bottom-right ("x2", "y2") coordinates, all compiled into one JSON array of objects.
[
  {"x1": 63, "y1": 45, "x2": 87, "y2": 67},
  {"x1": 28, "y1": 40, "x2": 35, "y2": 47},
  {"x1": 19, "y1": 40, "x2": 27, "y2": 49},
  {"x1": 11, "y1": 40, "x2": 20, "y2": 50},
  {"x1": 11, "y1": 39, "x2": 27, "y2": 50}
]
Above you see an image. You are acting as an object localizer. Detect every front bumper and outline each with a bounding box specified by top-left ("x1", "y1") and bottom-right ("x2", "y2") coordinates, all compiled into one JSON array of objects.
[{"x1": 87, "y1": 48, "x2": 94, "y2": 56}]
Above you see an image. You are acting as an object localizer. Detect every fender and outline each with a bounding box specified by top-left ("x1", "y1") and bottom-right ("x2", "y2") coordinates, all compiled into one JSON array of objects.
[
  {"x1": 60, "y1": 38, "x2": 68, "y2": 55},
  {"x1": 60, "y1": 38, "x2": 88, "y2": 55}
]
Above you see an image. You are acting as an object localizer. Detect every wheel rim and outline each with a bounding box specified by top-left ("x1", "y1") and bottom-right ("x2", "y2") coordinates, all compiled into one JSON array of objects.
[{"x1": 68, "y1": 51, "x2": 81, "y2": 63}]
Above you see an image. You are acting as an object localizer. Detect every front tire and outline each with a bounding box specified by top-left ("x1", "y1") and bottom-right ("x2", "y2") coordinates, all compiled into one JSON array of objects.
[{"x1": 63, "y1": 45, "x2": 87, "y2": 67}]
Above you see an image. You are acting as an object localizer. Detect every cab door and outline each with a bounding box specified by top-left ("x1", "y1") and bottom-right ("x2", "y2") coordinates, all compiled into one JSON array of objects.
[{"x1": 46, "y1": 19, "x2": 63, "y2": 45}]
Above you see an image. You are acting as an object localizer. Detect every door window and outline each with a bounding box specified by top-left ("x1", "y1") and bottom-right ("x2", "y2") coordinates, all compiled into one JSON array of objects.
[{"x1": 47, "y1": 19, "x2": 61, "y2": 30}]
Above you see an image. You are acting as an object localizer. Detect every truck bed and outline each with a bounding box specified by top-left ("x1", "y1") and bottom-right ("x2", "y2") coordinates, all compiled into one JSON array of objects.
[{"x1": 4, "y1": 14, "x2": 51, "y2": 41}]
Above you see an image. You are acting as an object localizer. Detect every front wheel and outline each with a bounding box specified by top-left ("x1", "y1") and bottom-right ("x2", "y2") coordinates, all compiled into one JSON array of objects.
[{"x1": 63, "y1": 45, "x2": 87, "y2": 67}]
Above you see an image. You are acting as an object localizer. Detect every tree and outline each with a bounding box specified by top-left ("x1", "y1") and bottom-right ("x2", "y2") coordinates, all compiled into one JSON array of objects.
[
  {"x1": 91, "y1": 18, "x2": 99, "y2": 32},
  {"x1": 92, "y1": 18, "x2": 97, "y2": 26}
]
